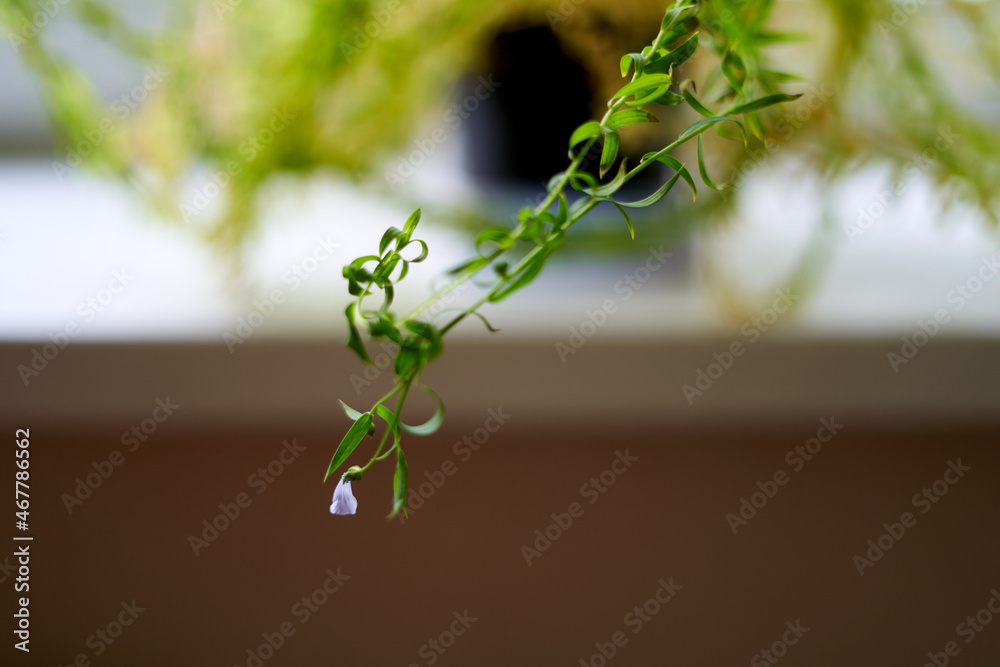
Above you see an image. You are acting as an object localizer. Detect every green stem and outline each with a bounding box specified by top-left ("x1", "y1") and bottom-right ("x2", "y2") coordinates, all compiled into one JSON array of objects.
[{"x1": 358, "y1": 377, "x2": 412, "y2": 471}]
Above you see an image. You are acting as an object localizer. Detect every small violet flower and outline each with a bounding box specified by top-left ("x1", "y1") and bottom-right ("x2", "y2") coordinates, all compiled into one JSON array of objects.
[{"x1": 330, "y1": 477, "x2": 358, "y2": 515}]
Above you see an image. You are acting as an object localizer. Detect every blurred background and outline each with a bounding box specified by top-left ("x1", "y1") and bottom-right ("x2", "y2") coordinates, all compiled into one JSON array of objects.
[{"x1": 1, "y1": 0, "x2": 998, "y2": 665}]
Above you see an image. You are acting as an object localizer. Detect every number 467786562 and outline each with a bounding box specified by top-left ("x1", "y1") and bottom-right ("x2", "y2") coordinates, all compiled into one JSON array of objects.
[{"x1": 15, "y1": 429, "x2": 30, "y2": 511}]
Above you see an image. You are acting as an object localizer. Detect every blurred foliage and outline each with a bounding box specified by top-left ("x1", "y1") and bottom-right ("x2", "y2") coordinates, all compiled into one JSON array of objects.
[{"x1": 3, "y1": 0, "x2": 1000, "y2": 260}]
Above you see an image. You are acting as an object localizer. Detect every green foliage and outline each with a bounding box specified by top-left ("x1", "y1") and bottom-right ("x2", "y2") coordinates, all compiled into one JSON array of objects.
[
  {"x1": 329, "y1": 0, "x2": 802, "y2": 516},
  {"x1": 10, "y1": 0, "x2": 1000, "y2": 260}
]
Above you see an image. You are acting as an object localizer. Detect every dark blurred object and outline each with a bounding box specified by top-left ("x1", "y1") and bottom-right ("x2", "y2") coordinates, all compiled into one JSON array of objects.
[{"x1": 463, "y1": 25, "x2": 593, "y2": 186}]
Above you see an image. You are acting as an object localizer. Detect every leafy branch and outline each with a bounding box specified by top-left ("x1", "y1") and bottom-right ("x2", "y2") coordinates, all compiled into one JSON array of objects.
[{"x1": 326, "y1": 0, "x2": 800, "y2": 518}]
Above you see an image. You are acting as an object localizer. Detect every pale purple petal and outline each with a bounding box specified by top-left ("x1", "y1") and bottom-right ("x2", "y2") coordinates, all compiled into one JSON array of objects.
[{"x1": 330, "y1": 479, "x2": 358, "y2": 515}]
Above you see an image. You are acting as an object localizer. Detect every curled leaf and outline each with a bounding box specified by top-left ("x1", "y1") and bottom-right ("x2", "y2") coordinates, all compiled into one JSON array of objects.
[
  {"x1": 325, "y1": 412, "x2": 373, "y2": 482},
  {"x1": 401, "y1": 385, "x2": 446, "y2": 435}
]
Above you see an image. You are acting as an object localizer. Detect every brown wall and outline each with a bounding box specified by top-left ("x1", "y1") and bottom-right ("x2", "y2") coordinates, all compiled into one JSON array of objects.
[
  {"x1": 3, "y1": 426, "x2": 999, "y2": 666},
  {"x1": 1, "y1": 341, "x2": 999, "y2": 666}
]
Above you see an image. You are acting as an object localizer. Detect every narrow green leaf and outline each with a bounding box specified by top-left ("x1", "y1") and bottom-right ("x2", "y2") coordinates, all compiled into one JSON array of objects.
[
  {"x1": 324, "y1": 412, "x2": 373, "y2": 481},
  {"x1": 447, "y1": 256, "x2": 489, "y2": 276},
  {"x1": 759, "y1": 68, "x2": 806, "y2": 83},
  {"x1": 345, "y1": 303, "x2": 371, "y2": 364},
  {"x1": 746, "y1": 110, "x2": 765, "y2": 142},
  {"x1": 394, "y1": 341, "x2": 420, "y2": 377},
  {"x1": 389, "y1": 446, "x2": 408, "y2": 518},
  {"x1": 614, "y1": 73, "x2": 673, "y2": 105},
  {"x1": 401, "y1": 385, "x2": 446, "y2": 435},
  {"x1": 569, "y1": 170, "x2": 599, "y2": 192},
  {"x1": 721, "y1": 47, "x2": 747, "y2": 91},
  {"x1": 379, "y1": 227, "x2": 402, "y2": 255},
  {"x1": 661, "y1": 1, "x2": 696, "y2": 31},
  {"x1": 543, "y1": 229, "x2": 566, "y2": 251},
  {"x1": 646, "y1": 33, "x2": 699, "y2": 73},
  {"x1": 654, "y1": 90, "x2": 683, "y2": 106},
  {"x1": 398, "y1": 238, "x2": 428, "y2": 263},
  {"x1": 374, "y1": 252, "x2": 401, "y2": 281},
  {"x1": 599, "y1": 131, "x2": 619, "y2": 178},
  {"x1": 681, "y1": 84, "x2": 715, "y2": 118},
  {"x1": 643, "y1": 153, "x2": 696, "y2": 200},
  {"x1": 402, "y1": 208, "x2": 421, "y2": 235},
  {"x1": 725, "y1": 92, "x2": 802, "y2": 116},
  {"x1": 369, "y1": 315, "x2": 403, "y2": 344},
  {"x1": 756, "y1": 31, "x2": 809, "y2": 44},
  {"x1": 600, "y1": 201, "x2": 634, "y2": 239},
  {"x1": 404, "y1": 320, "x2": 443, "y2": 360},
  {"x1": 618, "y1": 202, "x2": 635, "y2": 239},
  {"x1": 377, "y1": 283, "x2": 394, "y2": 313},
  {"x1": 620, "y1": 52, "x2": 644, "y2": 77},
  {"x1": 697, "y1": 134, "x2": 722, "y2": 191},
  {"x1": 678, "y1": 116, "x2": 746, "y2": 146},
  {"x1": 469, "y1": 310, "x2": 501, "y2": 333},
  {"x1": 348, "y1": 255, "x2": 380, "y2": 273},
  {"x1": 605, "y1": 108, "x2": 658, "y2": 130},
  {"x1": 488, "y1": 252, "x2": 548, "y2": 303},
  {"x1": 476, "y1": 227, "x2": 515, "y2": 255},
  {"x1": 555, "y1": 193, "x2": 568, "y2": 225},
  {"x1": 374, "y1": 404, "x2": 401, "y2": 449},
  {"x1": 547, "y1": 171, "x2": 569, "y2": 193},
  {"x1": 591, "y1": 159, "x2": 628, "y2": 197},
  {"x1": 339, "y1": 400, "x2": 365, "y2": 421},
  {"x1": 607, "y1": 168, "x2": 683, "y2": 209},
  {"x1": 569, "y1": 121, "x2": 602, "y2": 150}
]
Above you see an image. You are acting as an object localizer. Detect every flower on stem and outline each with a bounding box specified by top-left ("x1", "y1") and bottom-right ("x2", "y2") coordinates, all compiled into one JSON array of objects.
[{"x1": 330, "y1": 476, "x2": 358, "y2": 515}]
